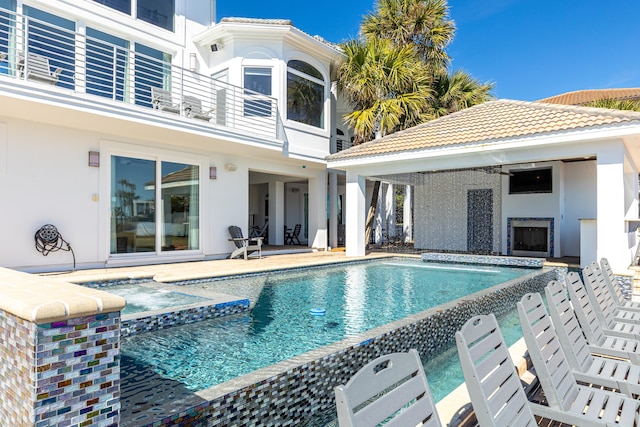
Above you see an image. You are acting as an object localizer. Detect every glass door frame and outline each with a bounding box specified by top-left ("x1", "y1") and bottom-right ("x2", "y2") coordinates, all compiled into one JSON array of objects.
[{"x1": 101, "y1": 141, "x2": 207, "y2": 260}]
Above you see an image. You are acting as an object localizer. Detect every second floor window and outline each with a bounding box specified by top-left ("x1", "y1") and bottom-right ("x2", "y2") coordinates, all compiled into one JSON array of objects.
[
  {"x1": 244, "y1": 67, "x2": 272, "y2": 117},
  {"x1": 287, "y1": 60, "x2": 324, "y2": 129},
  {"x1": 92, "y1": 0, "x2": 174, "y2": 32}
]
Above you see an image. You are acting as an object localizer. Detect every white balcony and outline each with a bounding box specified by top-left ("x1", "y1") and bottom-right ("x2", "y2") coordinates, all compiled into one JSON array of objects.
[{"x1": 0, "y1": 8, "x2": 284, "y2": 143}]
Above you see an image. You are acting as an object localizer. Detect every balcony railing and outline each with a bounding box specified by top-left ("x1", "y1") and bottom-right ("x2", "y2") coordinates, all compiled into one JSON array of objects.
[
  {"x1": 336, "y1": 136, "x2": 353, "y2": 152},
  {"x1": 0, "y1": 7, "x2": 284, "y2": 140}
]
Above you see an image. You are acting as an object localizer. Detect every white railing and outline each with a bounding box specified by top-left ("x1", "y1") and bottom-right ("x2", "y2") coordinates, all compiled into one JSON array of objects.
[
  {"x1": 0, "y1": 8, "x2": 284, "y2": 140},
  {"x1": 336, "y1": 136, "x2": 353, "y2": 152}
]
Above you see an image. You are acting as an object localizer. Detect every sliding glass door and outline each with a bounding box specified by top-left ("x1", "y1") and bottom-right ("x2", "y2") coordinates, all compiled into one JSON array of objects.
[{"x1": 110, "y1": 155, "x2": 199, "y2": 254}]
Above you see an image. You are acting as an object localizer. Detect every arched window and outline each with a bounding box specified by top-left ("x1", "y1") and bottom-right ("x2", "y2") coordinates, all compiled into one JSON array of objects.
[{"x1": 287, "y1": 60, "x2": 324, "y2": 128}]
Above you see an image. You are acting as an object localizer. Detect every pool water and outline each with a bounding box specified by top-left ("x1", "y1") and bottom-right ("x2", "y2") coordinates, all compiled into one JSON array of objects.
[
  {"x1": 102, "y1": 284, "x2": 208, "y2": 315},
  {"x1": 121, "y1": 259, "x2": 536, "y2": 392},
  {"x1": 424, "y1": 306, "x2": 524, "y2": 402}
]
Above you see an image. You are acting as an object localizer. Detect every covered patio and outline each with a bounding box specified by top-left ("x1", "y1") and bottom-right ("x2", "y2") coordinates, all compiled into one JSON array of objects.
[{"x1": 327, "y1": 99, "x2": 640, "y2": 273}]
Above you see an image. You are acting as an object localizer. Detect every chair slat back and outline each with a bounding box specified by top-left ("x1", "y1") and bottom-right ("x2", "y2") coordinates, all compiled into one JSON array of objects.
[
  {"x1": 334, "y1": 349, "x2": 441, "y2": 427},
  {"x1": 517, "y1": 293, "x2": 580, "y2": 411},
  {"x1": 545, "y1": 281, "x2": 593, "y2": 373},
  {"x1": 28, "y1": 53, "x2": 52, "y2": 75},
  {"x1": 600, "y1": 258, "x2": 624, "y2": 305},
  {"x1": 152, "y1": 87, "x2": 172, "y2": 105},
  {"x1": 227, "y1": 226, "x2": 245, "y2": 249},
  {"x1": 583, "y1": 263, "x2": 618, "y2": 326},
  {"x1": 565, "y1": 271, "x2": 607, "y2": 346},
  {"x1": 455, "y1": 314, "x2": 536, "y2": 427}
]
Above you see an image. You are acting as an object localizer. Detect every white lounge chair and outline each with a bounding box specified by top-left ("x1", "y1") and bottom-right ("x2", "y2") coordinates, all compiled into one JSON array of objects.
[
  {"x1": 227, "y1": 226, "x2": 262, "y2": 260},
  {"x1": 566, "y1": 271, "x2": 640, "y2": 349},
  {"x1": 17, "y1": 52, "x2": 62, "y2": 85},
  {"x1": 457, "y1": 314, "x2": 565, "y2": 427},
  {"x1": 517, "y1": 294, "x2": 640, "y2": 426},
  {"x1": 334, "y1": 349, "x2": 441, "y2": 427},
  {"x1": 545, "y1": 279, "x2": 640, "y2": 364},
  {"x1": 583, "y1": 263, "x2": 640, "y2": 325},
  {"x1": 600, "y1": 258, "x2": 640, "y2": 310},
  {"x1": 527, "y1": 289, "x2": 640, "y2": 398},
  {"x1": 151, "y1": 87, "x2": 180, "y2": 114},
  {"x1": 182, "y1": 95, "x2": 213, "y2": 121}
]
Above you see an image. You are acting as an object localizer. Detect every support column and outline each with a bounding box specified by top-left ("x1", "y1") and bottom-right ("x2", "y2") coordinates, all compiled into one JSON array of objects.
[
  {"x1": 386, "y1": 183, "x2": 395, "y2": 240},
  {"x1": 308, "y1": 172, "x2": 327, "y2": 249},
  {"x1": 346, "y1": 171, "x2": 366, "y2": 256},
  {"x1": 329, "y1": 172, "x2": 338, "y2": 249},
  {"x1": 404, "y1": 185, "x2": 413, "y2": 243},
  {"x1": 374, "y1": 183, "x2": 384, "y2": 244},
  {"x1": 269, "y1": 180, "x2": 285, "y2": 245},
  {"x1": 596, "y1": 143, "x2": 629, "y2": 272}
]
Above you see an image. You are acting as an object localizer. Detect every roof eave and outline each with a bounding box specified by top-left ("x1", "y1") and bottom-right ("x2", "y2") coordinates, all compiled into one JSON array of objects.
[{"x1": 327, "y1": 123, "x2": 640, "y2": 169}]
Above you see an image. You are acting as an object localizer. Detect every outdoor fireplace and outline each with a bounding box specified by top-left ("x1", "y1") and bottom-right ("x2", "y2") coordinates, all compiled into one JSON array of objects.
[
  {"x1": 513, "y1": 227, "x2": 548, "y2": 252},
  {"x1": 509, "y1": 218, "x2": 552, "y2": 257}
]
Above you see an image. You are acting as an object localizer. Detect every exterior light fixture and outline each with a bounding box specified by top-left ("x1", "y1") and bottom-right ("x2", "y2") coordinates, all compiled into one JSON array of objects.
[
  {"x1": 88, "y1": 151, "x2": 100, "y2": 167},
  {"x1": 209, "y1": 166, "x2": 217, "y2": 179},
  {"x1": 189, "y1": 52, "x2": 197, "y2": 72},
  {"x1": 210, "y1": 43, "x2": 219, "y2": 52}
]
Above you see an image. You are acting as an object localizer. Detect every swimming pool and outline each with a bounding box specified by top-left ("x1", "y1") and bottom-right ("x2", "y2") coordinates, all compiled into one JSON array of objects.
[
  {"x1": 119, "y1": 257, "x2": 554, "y2": 426},
  {"x1": 121, "y1": 259, "x2": 536, "y2": 392}
]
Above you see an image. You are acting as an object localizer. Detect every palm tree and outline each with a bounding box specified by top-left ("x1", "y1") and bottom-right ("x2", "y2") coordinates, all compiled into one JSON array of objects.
[
  {"x1": 338, "y1": 0, "x2": 493, "y2": 246},
  {"x1": 583, "y1": 98, "x2": 640, "y2": 111},
  {"x1": 429, "y1": 69, "x2": 494, "y2": 118},
  {"x1": 361, "y1": 0, "x2": 455, "y2": 72},
  {"x1": 337, "y1": 37, "x2": 433, "y2": 143}
]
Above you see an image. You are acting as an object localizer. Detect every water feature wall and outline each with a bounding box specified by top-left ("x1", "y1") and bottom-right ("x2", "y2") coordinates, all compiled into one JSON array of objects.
[
  {"x1": 0, "y1": 268, "x2": 125, "y2": 427},
  {"x1": 151, "y1": 264, "x2": 556, "y2": 427},
  {"x1": 412, "y1": 168, "x2": 502, "y2": 253}
]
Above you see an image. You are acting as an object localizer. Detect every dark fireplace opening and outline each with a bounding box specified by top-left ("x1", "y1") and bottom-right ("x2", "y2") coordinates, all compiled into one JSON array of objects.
[{"x1": 513, "y1": 227, "x2": 548, "y2": 252}]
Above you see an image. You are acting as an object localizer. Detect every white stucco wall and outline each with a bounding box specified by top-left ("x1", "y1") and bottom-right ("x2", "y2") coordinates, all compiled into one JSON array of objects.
[
  {"x1": 562, "y1": 160, "x2": 597, "y2": 257},
  {"x1": 0, "y1": 115, "x2": 327, "y2": 270},
  {"x1": 596, "y1": 142, "x2": 639, "y2": 271}
]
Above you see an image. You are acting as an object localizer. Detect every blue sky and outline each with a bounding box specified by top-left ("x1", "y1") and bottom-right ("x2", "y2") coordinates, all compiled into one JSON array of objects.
[{"x1": 217, "y1": 0, "x2": 640, "y2": 101}]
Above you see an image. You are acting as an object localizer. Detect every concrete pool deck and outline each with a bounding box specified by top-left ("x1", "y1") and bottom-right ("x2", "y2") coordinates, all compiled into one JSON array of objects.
[{"x1": 47, "y1": 250, "x2": 398, "y2": 284}]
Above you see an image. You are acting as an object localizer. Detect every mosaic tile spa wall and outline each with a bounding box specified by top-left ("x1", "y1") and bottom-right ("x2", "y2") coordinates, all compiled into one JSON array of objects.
[{"x1": 0, "y1": 310, "x2": 121, "y2": 427}]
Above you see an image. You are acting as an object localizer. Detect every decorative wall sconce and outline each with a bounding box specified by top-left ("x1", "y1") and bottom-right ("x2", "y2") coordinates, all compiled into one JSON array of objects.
[
  {"x1": 189, "y1": 52, "x2": 197, "y2": 72},
  {"x1": 209, "y1": 166, "x2": 217, "y2": 179},
  {"x1": 88, "y1": 151, "x2": 100, "y2": 167},
  {"x1": 210, "y1": 42, "x2": 223, "y2": 52},
  {"x1": 224, "y1": 163, "x2": 237, "y2": 172}
]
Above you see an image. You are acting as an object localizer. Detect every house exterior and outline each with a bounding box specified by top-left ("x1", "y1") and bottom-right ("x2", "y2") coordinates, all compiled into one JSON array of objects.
[
  {"x1": 327, "y1": 99, "x2": 640, "y2": 273},
  {"x1": 0, "y1": 0, "x2": 348, "y2": 271}
]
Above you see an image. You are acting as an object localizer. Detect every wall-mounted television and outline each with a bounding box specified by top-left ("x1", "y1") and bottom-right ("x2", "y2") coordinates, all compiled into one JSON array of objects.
[{"x1": 509, "y1": 168, "x2": 552, "y2": 194}]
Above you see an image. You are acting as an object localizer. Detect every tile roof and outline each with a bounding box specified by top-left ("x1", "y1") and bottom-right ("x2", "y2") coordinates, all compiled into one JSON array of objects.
[
  {"x1": 220, "y1": 17, "x2": 293, "y2": 26},
  {"x1": 538, "y1": 88, "x2": 640, "y2": 105},
  {"x1": 218, "y1": 17, "x2": 342, "y2": 51},
  {"x1": 327, "y1": 99, "x2": 640, "y2": 162}
]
